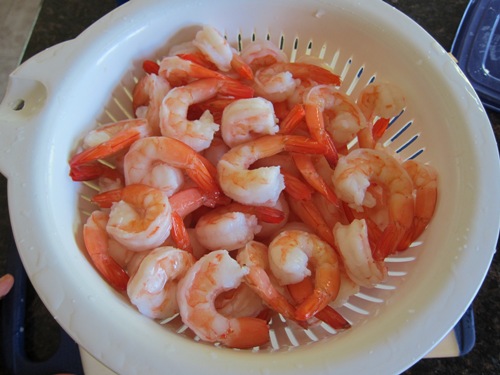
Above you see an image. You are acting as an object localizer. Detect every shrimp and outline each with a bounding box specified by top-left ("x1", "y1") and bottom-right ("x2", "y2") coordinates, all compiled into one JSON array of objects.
[
  {"x1": 356, "y1": 82, "x2": 406, "y2": 148},
  {"x1": 332, "y1": 148, "x2": 414, "y2": 260},
  {"x1": 90, "y1": 184, "x2": 173, "y2": 252},
  {"x1": 127, "y1": 246, "x2": 196, "y2": 320},
  {"x1": 215, "y1": 283, "x2": 266, "y2": 318},
  {"x1": 253, "y1": 62, "x2": 341, "y2": 102},
  {"x1": 254, "y1": 195, "x2": 290, "y2": 240},
  {"x1": 83, "y1": 210, "x2": 130, "y2": 291},
  {"x1": 69, "y1": 119, "x2": 152, "y2": 169},
  {"x1": 0, "y1": 274, "x2": 14, "y2": 299},
  {"x1": 193, "y1": 25, "x2": 253, "y2": 79},
  {"x1": 333, "y1": 219, "x2": 387, "y2": 288},
  {"x1": 240, "y1": 39, "x2": 288, "y2": 71},
  {"x1": 194, "y1": 202, "x2": 285, "y2": 251},
  {"x1": 217, "y1": 134, "x2": 327, "y2": 206},
  {"x1": 303, "y1": 85, "x2": 367, "y2": 151},
  {"x1": 176, "y1": 250, "x2": 270, "y2": 348},
  {"x1": 236, "y1": 241, "x2": 298, "y2": 322},
  {"x1": 69, "y1": 161, "x2": 124, "y2": 193},
  {"x1": 132, "y1": 73, "x2": 171, "y2": 133},
  {"x1": 398, "y1": 159, "x2": 438, "y2": 249},
  {"x1": 160, "y1": 78, "x2": 254, "y2": 152},
  {"x1": 125, "y1": 161, "x2": 185, "y2": 197},
  {"x1": 268, "y1": 230, "x2": 341, "y2": 321},
  {"x1": 158, "y1": 55, "x2": 229, "y2": 87},
  {"x1": 123, "y1": 136, "x2": 223, "y2": 203},
  {"x1": 220, "y1": 97, "x2": 279, "y2": 148}
]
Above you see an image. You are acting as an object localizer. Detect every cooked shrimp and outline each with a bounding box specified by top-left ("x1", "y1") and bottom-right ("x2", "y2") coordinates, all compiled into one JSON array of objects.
[
  {"x1": 254, "y1": 195, "x2": 290, "y2": 240},
  {"x1": 333, "y1": 219, "x2": 387, "y2": 288},
  {"x1": 236, "y1": 241, "x2": 298, "y2": 322},
  {"x1": 215, "y1": 283, "x2": 266, "y2": 318},
  {"x1": 201, "y1": 136, "x2": 230, "y2": 167},
  {"x1": 193, "y1": 25, "x2": 253, "y2": 79},
  {"x1": 177, "y1": 250, "x2": 270, "y2": 348},
  {"x1": 253, "y1": 62, "x2": 341, "y2": 102},
  {"x1": 217, "y1": 134, "x2": 327, "y2": 206},
  {"x1": 332, "y1": 148, "x2": 414, "y2": 260},
  {"x1": 125, "y1": 161, "x2": 184, "y2": 196},
  {"x1": 133, "y1": 73, "x2": 171, "y2": 133},
  {"x1": 123, "y1": 136, "x2": 223, "y2": 203},
  {"x1": 69, "y1": 119, "x2": 152, "y2": 169},
  {"x1": 303, "y1": 85, "x2": 367, "y2": 151},
  {"x1": 240, "y1": 39, "x2": 288, "y2": 71},
  {"x1": 220, "y1": 97, "x2": 279, "y2": 148},
  {"x1": 83, "y1": 210, "x2": 130, "y2": 291},
  {"x1": 194, "y1": 202, "x2": 285, "y2": 251},
  {"x1": 127, "y1": 246, "x2": 196, "y2": 320},
  {"x1": 268, "y1": 230, "x2": 341, "y2": 321},
  {"x1": 69, "y1": 161, "x2": 124, "y2": 192},
  {"x1": 398, "y1": 159, "x2": 438, "y2": 249},
  {"x1": 356, "y1": 82, "x2": 406, "y2": 148},
  {"x1": 0, "y1": 274, "x2": 14, "y2": 299},
  {"x1": 158, "y1": 55, "x2": 229, "y2": 87},
  {"x1": 160, "y1": 78, "x2": 254, "y2": 152},
  {"x1": 90, "y1": 184, "x2": 172, "y2": 252}
]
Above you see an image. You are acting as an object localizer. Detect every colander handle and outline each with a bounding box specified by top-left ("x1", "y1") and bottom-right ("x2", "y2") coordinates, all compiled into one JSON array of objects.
[{"x1": 0, "y1": 42, "x2": 72, "y2": 178}]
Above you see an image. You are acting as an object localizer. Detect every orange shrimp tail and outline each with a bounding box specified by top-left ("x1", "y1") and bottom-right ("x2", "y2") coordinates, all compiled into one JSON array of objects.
[
  {"x1": 286, "y1": 63, "x2": 341, "y2": 86},
  {"x1": 372, "y1": 117, "x2": 390, "y2": 141},
  {"x1": 316, "y1": 307, "x2": 351, "y2": 330},
  {"x1": 69, "y1": 162, "x2": 121, "y2": 182},
  {"x1": 282, "y1": 171, "x2": 314, "y2": 200},
  {"x1": 273, "y1": 101, "x2": 289, "y2": 121},
  {"x1": 295, "y1": 289, "x2": 331, "y2": 321},
  {"x1": 279, "y1": 103, "x2": 306, "y2": 134},
  {"x1": 69, "y1": 129, "x2": 142, "y2": 167},
  {"x1": 177, "y1": 52, "x2": 218, "y2": 71},
  {"x1": 218, "y1": 78, "x2": 254, "y2": 99},
  {"x1": 282, "y1": 135, "x2": 328, "y2": 155},
  {"x1": 231, "y1": 54, "x2": 254, "y2": 80},
  {"x1": 142, "y1": 59, "x2": 160, "y2": 75},
  {"x1": 373, "y1": 222, "x2": 407, "y2": 261},
  {"x1": 223, "y1": 317, "x2": 269, "y2": 349},
  {"x1": 91, "y1": 188, "x2": 123, "y2": 209},
  {"x1": 304, "y1": 103, "x2": 339, "y2": 166},
  {"x1": 249, "y1": 205, "x2": 286, "y2": 224},
  {"x1": 170, "y1": 211, "x2": 193, "y2": 253}
]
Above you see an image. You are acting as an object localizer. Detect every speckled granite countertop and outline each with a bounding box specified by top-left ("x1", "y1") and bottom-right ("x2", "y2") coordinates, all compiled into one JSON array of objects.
[{"x1": 0, "y1": 0, "x2": 499, "y2": 374}]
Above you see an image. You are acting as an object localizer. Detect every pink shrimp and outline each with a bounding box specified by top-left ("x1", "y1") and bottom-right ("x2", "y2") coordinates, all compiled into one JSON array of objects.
[
  {"x1": 240, "y1": 39, "x2": 288, "y2": 71},
  {"x1": 69, "y1": 119, "x2": 153, "y2": 169},
  {"x1": 268, "y1": 229, "x2": 341, "y2": 321},
  {"x1": 123, "y1": 136, "x2": 224, "y2": 204},
  {"x1": 332, "y1": 148, "x2": 414, "y2": 260},
  {"x1": 132, "y1": 73, "x2": 171, "y2": 133},
  {"x1": 83, "y1": 210, "x2": 130, "y2": 291},
  {"x1": 127, "y1": 246, "x2": 196, "y2": 320},
  {"x1": 160, "y1": 78, "x2": 254, "y2": 152},
  {"x1": 398, "y1": 159, "x2": 438, "y2": 250},
  {"x1": 215, "y1": 283, "x2": 266, "y2": 318},
  {"x1": 217, "y1": 134, "x2": 327, "y2": 206},
  {"x1": 177, "y1": 250, "x2": 269, "y2": 348},
  {"x1": 236, "y1": 241, "x2": 298, "y2": 322}
]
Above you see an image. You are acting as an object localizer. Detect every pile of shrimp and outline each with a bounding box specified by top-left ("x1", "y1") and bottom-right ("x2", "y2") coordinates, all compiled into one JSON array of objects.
[{"x1": 68, "y1": 25, "x2": 438, "y2": 349}]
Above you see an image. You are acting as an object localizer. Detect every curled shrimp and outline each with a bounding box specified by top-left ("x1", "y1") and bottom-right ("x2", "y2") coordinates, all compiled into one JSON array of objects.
[
  {"x1": 160, "y1": 78, "x2": 254, "y2": 152},
  {"x1": 236, "y1": 241, "x2": 298, "y2": 322},
  {"x1": 356, "y1": 82, "x2": 406, "y2": 148},
  {"x1": 333, "y1": 219, "x2": 387, "y2": 288},
  {"x1": 127, "y1": 246, "x2": 196, "y2": 320},
  {"x1": 132, "y1": 73, "x2": 171, "y2": 133},
  {"x1": 83, "y1": 210, "x2": 130, "y2": 291},
  {"x1": 215, "y1": 283, "x2": 266, "y2": 318},
  {"x1": 239, "y1": 39, "x2": 288, "y2": 71},
  {"x1": 123, "y1": 136, "x2": 222, "y2": 203},
  {"x1": 90, "y1": 184, "x2": 173, "y2": 252},
  {"x1": 177, "y1": 250, "x2": 269, "y2": 348},
  {"x1": 193, "y1": 25, "x2": 253, "y2": 79},
  {"x1": 217, "y1": 134, "x2": 327, "y2": 206},
  {"x1": 303, "y1": 84, "x2": 367, "y2": 151},
  {"x1": 253, "y1": 62, "x2": 341, "y2": 102},
  {"x1": 268, "y1": 229, "x2": 341, "y2": 321},
  {"x1": 194, "y1": 202, "x2": 284, "y2": 251},
  {"x1": 332, "y1": 148, "x2": 414, "y2": 260},
  {"x1": 220, "y1": 97, "x2": 279, "y2": 148},
  {"x1": 398, "y1": 159, "x2": 438, "y2": 249}
]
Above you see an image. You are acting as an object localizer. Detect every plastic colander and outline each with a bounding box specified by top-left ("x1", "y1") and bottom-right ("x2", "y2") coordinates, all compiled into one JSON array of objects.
[{"x1": 0, "y1": 0, "x2": 499, "y2": 374}]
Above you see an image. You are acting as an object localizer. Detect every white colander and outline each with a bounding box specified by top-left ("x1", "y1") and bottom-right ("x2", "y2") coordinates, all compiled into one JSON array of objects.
[{"x1": 0, "y1": 0, "x2": 499, "y2": 374}]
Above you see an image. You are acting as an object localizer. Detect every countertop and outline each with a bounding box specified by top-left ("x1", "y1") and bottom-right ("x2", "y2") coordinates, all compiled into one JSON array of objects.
[{"x1": 0, "y1": 0, "x2": 499, "y2": 374}]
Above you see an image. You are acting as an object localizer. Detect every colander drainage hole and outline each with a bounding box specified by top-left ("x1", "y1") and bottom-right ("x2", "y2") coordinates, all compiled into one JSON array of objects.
[{"x1": 11, "y1": 99, "x2": 25, "y2": 111}]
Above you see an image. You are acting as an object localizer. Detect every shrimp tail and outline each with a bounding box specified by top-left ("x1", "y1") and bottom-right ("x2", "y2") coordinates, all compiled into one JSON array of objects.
[
  {"x1": 282, "y1": 171, "x2": 314, "y2": 200},
  {"x1": 231, "y1": 53, "x2": 254, "y2": 80},
  {"x1": 251, "y1": 206, "x2": 286, "y2": 224},
  {"x1": 373, "y1": 222, "x2": 407, "y2": 261},
  {"x1": 279, "y1": 103, "x2": 306, "y2": 134},
  {"x1": 69, "y1": 162, "x2": 123, "y2": 183},
  {"x1": 315, "y1": 306, "x2": 351, "y2": 330},
  {"x1": 217, "y1": 78, "x2": 254, "y2": 99},
  {"x1": 142, "y1": 60, "x2": 160, "y2": 75},
  {"x1": 170, "y1": 211, "x2": 193, "y2": 253},
  {"x1": 282, "y1": 135, "x2": 328, "y2": 155},
  {"x1": 304, "y1": 103, "x2": 339, "y2": 166},
  {"x1": 223, "y1": 317, "x2": 269, "y2": 349}
]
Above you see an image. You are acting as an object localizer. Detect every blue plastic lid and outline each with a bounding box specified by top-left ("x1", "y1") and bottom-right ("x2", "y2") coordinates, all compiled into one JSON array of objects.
[{"x1": 451, "y1": 0, "x2": 500, "y2": 112}]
